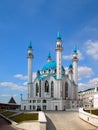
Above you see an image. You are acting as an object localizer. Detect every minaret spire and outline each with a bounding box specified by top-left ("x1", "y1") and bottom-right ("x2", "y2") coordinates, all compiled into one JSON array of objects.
[
  {"x1": 56, "y1": 32, "x2": 63, "y2": 79},
  {"x1": 72, "y1": 45, "x2": 78, "y2": 99},
  {"x1": 47, "y1": 52, "x2": 52, "y2": 62},
  {"x1": 27, "y1": 41, "x2": 34, "y2": 98},
  {"x1": 72, "y1": 45, "x2": 78, "y2": 85}
]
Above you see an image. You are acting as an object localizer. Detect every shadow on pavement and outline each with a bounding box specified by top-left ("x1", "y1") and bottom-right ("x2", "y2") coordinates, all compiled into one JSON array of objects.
[{"x1": 46, "y1": 115, "x2": 57, "y2": 130}]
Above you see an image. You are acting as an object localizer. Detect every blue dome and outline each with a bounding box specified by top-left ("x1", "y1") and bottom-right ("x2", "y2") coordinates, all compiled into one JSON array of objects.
[
  {"x1": 69, "y1": 64, "x2": 73, "y2": 69},
  {"x1": 42, "y1": 61, "x2": 56, "y2": 71},
  {"x1": 42, "y1": 61, "x2": 65, "y2": 73}
]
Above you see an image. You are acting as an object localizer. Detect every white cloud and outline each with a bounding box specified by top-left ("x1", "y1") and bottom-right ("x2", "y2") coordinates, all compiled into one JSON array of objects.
[
  {"x1": 88, "y1": 78, "x2": 98, "y2": 87},
  {"x1": 63, "y1": 54, "x2": 72, "y2": 60},
  {"x1": 78, "y1": 77, "x2": 98, "y2": 91},
  {"x1": 86, "y1": 40, "x2": 98, "y2": 60},
  {"x1": 0, "y1": 82, "x2": 27, "y2": 91},
  {"x1": 0, "y1": 94, "x2": 17, "y2": 97},
  {"x1": 33, "y1": 72, "x2": 37, "y2": 81},
  {"x1": 78, "y1": 50, "x2": 83, "y2": 60},
  {"x1": 62, "y1": 50, "x2": 83, "y2": 60},
  {"x1": 14, "y1": 72, "x2": 36, "y2": 81},
  {"x1": 78, "y1": 66, "x2": 93, "y2": 80},
  {"x1": 78, "y1": 83, "x2": 88, "y2": 89},
  {"x1": 14, "y1": 74, "x2": 28, "y2": 80}
]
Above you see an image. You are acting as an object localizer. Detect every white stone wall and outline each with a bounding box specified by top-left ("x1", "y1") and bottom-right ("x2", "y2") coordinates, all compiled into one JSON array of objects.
[
  {"x1": 94, "y1": 93, "x2": 98, "y2": 108},
  {"x1": 79, "y1": 108, "x2": 98, "y2": 127}
]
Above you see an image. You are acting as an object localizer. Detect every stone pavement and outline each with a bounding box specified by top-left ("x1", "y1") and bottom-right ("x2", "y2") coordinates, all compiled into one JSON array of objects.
[
  {"x1": 0, "y1": 111, "x2": 98, "y2": 130},
  {"x1": 46, "y1": 111, "x2": 98, "y2": 130}
]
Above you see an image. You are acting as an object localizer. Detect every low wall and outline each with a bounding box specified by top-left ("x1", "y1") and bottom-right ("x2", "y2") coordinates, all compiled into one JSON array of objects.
[
  {"x1": 16, "y1": 111, "x2": 47, "y2": 130},
  {"x1": 0, "y1": 111, "x2": 47, "y2": 130},
  {"x1": 79, "y1": 108, "x2": 98, "y2": 127}
]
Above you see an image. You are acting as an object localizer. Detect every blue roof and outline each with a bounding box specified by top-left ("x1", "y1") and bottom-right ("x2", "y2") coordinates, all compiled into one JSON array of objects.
[
  {"x1": 42, "y1": 60, "x2": 65, "y2": 72},
  {"x1": 73, "y1": 45, "x2": 77, "y2": 53},
  {"x1": 57, "y1": 32, "x2": 61, "y2": 40},
  {"x1": 28, "y1": 41, "x2": 32, "y2": 49},
  {"x1": 69, "y1": 64, "x2": 73, "y2": 69},
  {"x1": 42, "y1": 61, "x2": 56, "y2": 71}
]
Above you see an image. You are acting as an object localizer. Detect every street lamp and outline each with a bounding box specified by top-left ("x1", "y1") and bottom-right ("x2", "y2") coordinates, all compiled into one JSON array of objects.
[{"x1": 89, "y1": 96, "x2": 93, "y2": 114}]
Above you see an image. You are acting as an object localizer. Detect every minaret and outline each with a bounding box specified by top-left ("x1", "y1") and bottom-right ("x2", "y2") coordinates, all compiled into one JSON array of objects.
[
  {"x1": 72, "y1": 46, "x2": 78, "y2": 85},
  {"x1": 68, "y1": 64, "x2": 73, "y2": 81},
  {"x1": 56, "y1": 32, "x2": 63, "y2": 79},
  {"x1": 27, "y1": 41, "x2": 34, "y2": 98},
  {"x1": 47, "y1": 52, "x2": 52, "y2": 62}
]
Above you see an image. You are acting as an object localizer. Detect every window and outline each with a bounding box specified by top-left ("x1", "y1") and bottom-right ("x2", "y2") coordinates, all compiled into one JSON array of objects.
[
  {"x1": 65, "y1": 82, "x2": 68, "y2": 99},
  {"x1": 24, "y1": 106, "x2": 26, "y2": 110},
  {"x1": 39, "y1": 80, "x2": 41, "y2": 97},
  {"x1": 43, "y1": 105, "x2": 47, "y2": 110},
  {"x1": 37, "y1": 100, "x2": 41, "y2": 103},
  {"x1": 30, "y1": 105, "x2": 31, "y2": 110},
  {"x1": 33, "y1": 105, "x2": 36, "y2": 110},
  {"x1": 33, "y1": 100, "x2": 36, "y2": 103},
  {"x1": 36, "y1": 83, "x2": 39, "y2": 96},
  {"x1": 45, "y1": 80, "x2": 49, "y2": 92},
  {"x1": 51, "y1": 81, "x2": 54, "y2": 98},
  {"x1": 49, "y1": 69, "x2": 51, "y2": 73},
  {"x1": 43, "y1": 99, "x2": 46, "y2": 103},
  {"x1": 55, "y1": 69, "x2": 56, "y2": 73}
]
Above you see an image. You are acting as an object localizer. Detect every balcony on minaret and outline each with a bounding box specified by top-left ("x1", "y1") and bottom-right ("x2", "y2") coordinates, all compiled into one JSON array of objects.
[
  {"x1": 56, "y1": 32, "x2": 63, "y2": 51},
  {"x1": 72, "y1": 46, "x2": 78, "y2": 62},
  {"x1": 27, "y1": 52, "x2": 33, "y2": 59}
]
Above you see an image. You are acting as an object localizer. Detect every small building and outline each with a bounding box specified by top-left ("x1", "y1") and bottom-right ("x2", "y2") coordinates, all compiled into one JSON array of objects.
[
  {"x1": 78, "y1": 87, "x2": 98, "y2": 107},
  {"x1": 0, "y1": 97, "x2": 20, "y2": 110},
  {"x1": 94, "y1": 93, "x2": 98, "y2": 108}
]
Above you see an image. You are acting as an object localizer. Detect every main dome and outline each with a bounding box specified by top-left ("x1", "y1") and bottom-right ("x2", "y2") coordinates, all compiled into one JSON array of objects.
[
  {"x1": 42, "y1": 61, "x2": 65, "y2": 73},
  {"x1": 42, "y1": 61, "x2": 56, "y2": 71}
]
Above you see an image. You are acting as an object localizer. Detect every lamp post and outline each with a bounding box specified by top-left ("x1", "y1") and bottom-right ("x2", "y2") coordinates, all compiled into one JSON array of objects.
[
  {"x1": 20, "y1": 93, "x2": 23, "y2": 101},
  {"x1": 89, "y1": 96, "x2": 93, "y2": 114}
]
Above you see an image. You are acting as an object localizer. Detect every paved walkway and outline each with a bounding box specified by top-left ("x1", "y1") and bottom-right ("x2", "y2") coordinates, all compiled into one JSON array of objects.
[
  {"x1": 0, "y1": 111, "x2": 98, "y2": 130},
  {"x1": 46, "y1": 111, "x2": 98, "y2": 130}
]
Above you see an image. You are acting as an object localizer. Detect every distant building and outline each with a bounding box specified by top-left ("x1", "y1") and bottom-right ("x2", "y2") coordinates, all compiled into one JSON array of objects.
[
  {"x1": 78, "y1": 87, "x2": 98, "y2": 107},
  {"x1": 0, "y1": 97, "x2": 20, "y2": 110},
  {"x1": 21, "y1": 32, "x2": 79, "y2": 111}
]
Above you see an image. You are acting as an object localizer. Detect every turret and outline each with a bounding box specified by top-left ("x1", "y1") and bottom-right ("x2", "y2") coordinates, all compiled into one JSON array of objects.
[
  {"x1": 55, "y1": 32, "x2": 63, "y2": 79},
  {"x1": 27, "y1": 41, "x2": 34, "y2": 98},
  {"x1": 72, "y1": 46, "x2": 78, "y2": 85},
  {"x1": 47, "y1": 52, "x2": 52, "y2": 62},
  {"x1": 68, "y1": 64, "x2": 73, "y2": 81}
]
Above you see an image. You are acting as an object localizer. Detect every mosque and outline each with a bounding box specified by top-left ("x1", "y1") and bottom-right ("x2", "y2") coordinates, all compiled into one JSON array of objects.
[{"x1": 21, "y1": 32, "x2": 79, "y2": 110}]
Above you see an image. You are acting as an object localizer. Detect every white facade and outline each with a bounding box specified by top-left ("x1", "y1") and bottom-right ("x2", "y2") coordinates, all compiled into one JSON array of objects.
[
  {"x1": 94, "y1": 93, "x2": 98, "y2": 108},
  {"x1": 78, "y1": 87, "x2": 98, "y2": 107},
  {"x1": 21, "y1": 33, "x2": 78, "y2": 110}
]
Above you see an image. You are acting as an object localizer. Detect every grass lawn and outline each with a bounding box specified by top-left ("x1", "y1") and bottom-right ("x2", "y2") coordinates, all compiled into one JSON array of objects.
[
  {"x1": 2, "y1": 111, "x2": 16, "y2": 117},
  {"x1": 10, "y1": 113, "x2": 38, "y2": 123},
  {"x1": 0, "y1": 109, "x2": 4, "y2": 113},
  {"x1": 84, "y1": 109, "x2": 98, "y2": 116}
]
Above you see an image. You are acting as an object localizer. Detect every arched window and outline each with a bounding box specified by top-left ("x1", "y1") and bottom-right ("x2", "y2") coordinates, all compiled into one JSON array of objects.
[
  {"x1": 36, "y1": 83, "x2": 39, "y2": 96},
  {"x1": 43, "y1": 99, "x2": 46, "y2": 103},
  {"x1": 65, "y1": 82, "x2": 68, "y2": 99},
  {"x1": 45, "y1": 80, "x2": 49, "y2": 92},
  {"x1": 51, "y1": 81, "x2": 54, "y2": 98}
]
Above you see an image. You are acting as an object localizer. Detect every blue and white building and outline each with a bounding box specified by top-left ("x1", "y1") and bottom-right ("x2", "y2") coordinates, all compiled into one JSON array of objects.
[{"x1": 21, "y1": 32, "x2": 79, "y2": 110}]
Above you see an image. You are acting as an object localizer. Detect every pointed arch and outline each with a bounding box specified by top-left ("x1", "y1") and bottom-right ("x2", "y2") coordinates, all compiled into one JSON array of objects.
[
  {"x1": 45, "y1": 80, "x2": 49, "y2": 92},
  {"x1": 51, "y1": 81, "x2": 54, "y2": 98},
  {"x1": 36, "y1": 83, "x2": 39, "y2": 96},
  {"x1": 65, "y1": 82, "x2": 68, "y2": 99}
]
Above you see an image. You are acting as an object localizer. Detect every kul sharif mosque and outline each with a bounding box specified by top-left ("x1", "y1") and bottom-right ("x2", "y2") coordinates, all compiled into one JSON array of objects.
[{"x1": 21, "y1": 32, "x2": 79, "y2": 110}]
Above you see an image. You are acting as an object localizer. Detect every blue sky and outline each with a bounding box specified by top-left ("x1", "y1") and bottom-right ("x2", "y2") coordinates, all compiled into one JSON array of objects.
[{"x1": 0, "y1": 0, "x2": 98, "y2": 104}]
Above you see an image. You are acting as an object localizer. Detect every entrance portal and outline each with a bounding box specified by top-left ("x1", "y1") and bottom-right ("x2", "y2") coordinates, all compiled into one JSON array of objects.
[{"x1": 55, "y1": 105, "x2": 58, "y2": 111}]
